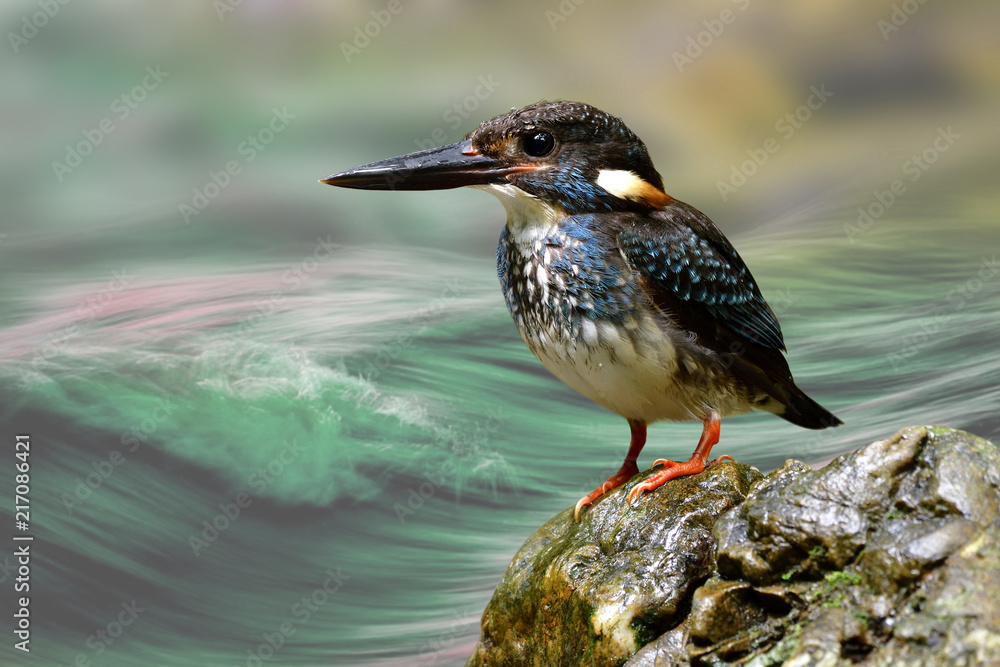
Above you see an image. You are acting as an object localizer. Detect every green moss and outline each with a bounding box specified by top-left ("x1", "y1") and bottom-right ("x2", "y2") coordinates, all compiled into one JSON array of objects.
[
  {"x1": 753, "y1": 624, "x2": 801, "y2": 666},
  {"x1": 824, "y1": 570, "x2": 863, "y2": 587},
  {"x1": 629, "y1": 615, "x2": 659, "y2": 648},
  {"x1": 850, "y1": 610, "x2": 871, "y2": 624},
  {"x1": 816, "y1": 569, "x2": 864, "y2": 608}
]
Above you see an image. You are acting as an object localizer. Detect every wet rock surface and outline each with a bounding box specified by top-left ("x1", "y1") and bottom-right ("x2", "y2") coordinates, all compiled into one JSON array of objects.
[
  {"x1": 466, "y1": 426, "x2": 1000, "y2": 666},
  {"x1": 466, "y1": 460, "x2": 763, "y2": 666}
]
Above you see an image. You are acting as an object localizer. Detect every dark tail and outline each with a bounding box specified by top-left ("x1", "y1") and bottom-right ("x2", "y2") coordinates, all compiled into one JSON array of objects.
[
  {"x1": 760, "y1": 385, "x2": 843, "y2": 430},
  {"x1": 723, "y1": 335, "x2": 843, "y2": 430}
]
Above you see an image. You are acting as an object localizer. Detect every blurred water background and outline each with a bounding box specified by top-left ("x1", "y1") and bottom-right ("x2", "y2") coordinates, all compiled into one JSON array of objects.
[{"x1": 1, "y1": 1, "x2": 998, "y2": 665}]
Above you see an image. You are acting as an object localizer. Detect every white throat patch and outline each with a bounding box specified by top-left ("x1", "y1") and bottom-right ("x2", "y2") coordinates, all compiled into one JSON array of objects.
[{"x1": 477, "y1": 183, "x2": 564, "y2": 243}]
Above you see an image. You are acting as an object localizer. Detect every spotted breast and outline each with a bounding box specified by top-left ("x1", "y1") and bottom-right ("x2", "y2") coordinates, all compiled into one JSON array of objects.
[{"x1": 497, "y1": 213, "x2": 757, "y2": 424}]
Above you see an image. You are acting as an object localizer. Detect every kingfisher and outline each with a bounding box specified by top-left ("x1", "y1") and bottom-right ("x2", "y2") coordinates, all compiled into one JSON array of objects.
[{"x1": 322, "y1": 100, "x2": 842, "y2": 520}]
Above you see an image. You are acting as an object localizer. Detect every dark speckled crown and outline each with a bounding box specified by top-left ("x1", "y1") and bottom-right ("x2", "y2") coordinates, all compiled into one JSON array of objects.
[{"x1": 467, "y1": 100, "x2": 665, "y2": 214}]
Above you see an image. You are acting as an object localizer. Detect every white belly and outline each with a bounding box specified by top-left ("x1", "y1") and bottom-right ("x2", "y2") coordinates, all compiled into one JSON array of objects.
[{"x1": 521, "y1": 312, "x2": 735, "y2": 424}]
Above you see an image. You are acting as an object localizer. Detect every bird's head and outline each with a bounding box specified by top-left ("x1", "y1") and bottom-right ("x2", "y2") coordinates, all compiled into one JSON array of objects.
[{"x1": 322, "y1": 100, "x2": 672, "y2": 217}]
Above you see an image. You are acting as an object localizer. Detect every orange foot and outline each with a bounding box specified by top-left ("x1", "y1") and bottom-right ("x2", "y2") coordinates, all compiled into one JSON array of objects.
[
  {"x1": 626, "y1": 454, "x2": 733, "y2": 503},
  {"x1": 573, "y1": 460, "x2": 639, "y2": 521},
  {"x1": 627, "y1": 410, "x2": 727, "y2": 505},
  {"x1": 574, "y1": 420, "x2": 646, "y2": 521}
]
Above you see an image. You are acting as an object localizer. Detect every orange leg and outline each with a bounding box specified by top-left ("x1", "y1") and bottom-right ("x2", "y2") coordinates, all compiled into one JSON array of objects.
[
  {"x1": 627, "y1": 410, "x2": 730, "y2": 505},
  {"x1": 574, "y1": 420, "x2": 646, "y2": 521}
]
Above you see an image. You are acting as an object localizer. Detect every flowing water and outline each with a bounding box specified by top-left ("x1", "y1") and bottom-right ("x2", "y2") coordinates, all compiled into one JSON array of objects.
[
  {"x1": 3, "y1": 1, "x2": 998, "y2": 663},
  {"x1": 1, "y1": 206, "x2": 997, "y2": 665}
]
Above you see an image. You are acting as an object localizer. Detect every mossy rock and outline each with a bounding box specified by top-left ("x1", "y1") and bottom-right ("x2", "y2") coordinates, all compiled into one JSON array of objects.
[
  {"x1": 467, "y1": 426, "x2": 1000, "y2": 666},
  {"x1": 467, "y1": 461, "x2": 762, "y2": 666}
]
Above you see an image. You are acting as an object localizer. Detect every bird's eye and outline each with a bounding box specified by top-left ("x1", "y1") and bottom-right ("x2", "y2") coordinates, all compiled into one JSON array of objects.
[{"x1": 522, "y1": 131, "x2": 555, "y2": 157}]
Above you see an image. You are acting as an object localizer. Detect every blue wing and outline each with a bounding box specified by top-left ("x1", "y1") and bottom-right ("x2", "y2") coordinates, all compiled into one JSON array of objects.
[{"x1": 618, "y1": 201, "x2": 785, "y2": 351}]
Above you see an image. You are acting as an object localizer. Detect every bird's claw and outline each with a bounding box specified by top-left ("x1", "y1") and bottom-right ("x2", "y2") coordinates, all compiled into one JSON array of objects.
[
  {"x1": 627, "y1": 479, "x2": 660, "y2": 504},
  {"x1": 573, "y1": 460, "x2": 641, "y2": 521},
  {"x1": 626, "y1": 452, "x2": 733, "y2": 506}
]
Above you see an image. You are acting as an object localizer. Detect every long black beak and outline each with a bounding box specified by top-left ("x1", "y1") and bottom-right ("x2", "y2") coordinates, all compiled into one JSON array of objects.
[{"x1": 321, "y1": 140, "x2": 526, "y2": 191}]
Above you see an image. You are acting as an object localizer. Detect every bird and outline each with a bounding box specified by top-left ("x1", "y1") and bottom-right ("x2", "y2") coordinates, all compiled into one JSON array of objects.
[{"x1": 321, "y1": 100, "x2": 842, "y2": 520}]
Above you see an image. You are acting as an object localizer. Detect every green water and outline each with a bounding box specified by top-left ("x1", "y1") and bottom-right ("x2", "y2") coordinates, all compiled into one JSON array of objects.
[
  {"x1": 1, "y1": 215, "x2": 997, "y2": 665},
  {"x1": 2, "y1": 2, "x2": 998, "y2": 665}
]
